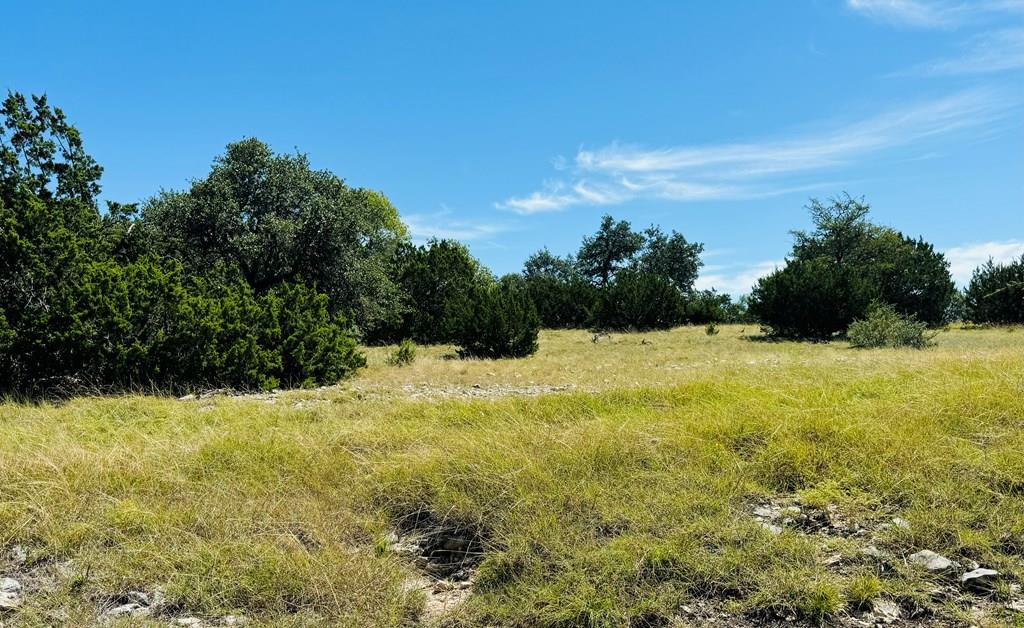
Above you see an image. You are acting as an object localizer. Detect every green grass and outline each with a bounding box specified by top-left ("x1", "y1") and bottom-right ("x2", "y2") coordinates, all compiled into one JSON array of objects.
[{"x1": 2, "y1": 326, "x2": 1024, "y2": 626}]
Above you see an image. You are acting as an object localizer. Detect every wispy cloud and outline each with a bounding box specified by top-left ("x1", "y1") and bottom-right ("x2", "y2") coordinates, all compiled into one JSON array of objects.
[
  {"x1": 694, "y1": 260, "x2": 783, "y2": 296},
  {"x1": 846, "y1": 0, "x2": 1024, "y2": 28},
  {"x1": 404, "y1": 208, "x2": 512, "y2": 243},
  {"x1": 944, "y1": 239, "x2": 1024, "y2": 285},
  {"x1": 846, "y1": 0, "x2": 965, "y2": 28},
  {"x1": 908, "y1": 28, "x2": 1024, "y2": 75},
  {"x1": 498, "y1": 90, "x2": 1013, "y2": 214}
]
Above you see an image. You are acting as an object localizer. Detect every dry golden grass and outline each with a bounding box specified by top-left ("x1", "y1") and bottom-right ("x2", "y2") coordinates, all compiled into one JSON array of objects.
[{"x1": 2, "y1": 325, "x2": 1023, "y2": 626}]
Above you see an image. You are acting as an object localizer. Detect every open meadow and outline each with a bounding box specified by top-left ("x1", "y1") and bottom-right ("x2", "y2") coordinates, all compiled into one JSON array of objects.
[{"x1": 3, "y1": 326, "x2": 1024, "y2": 627}]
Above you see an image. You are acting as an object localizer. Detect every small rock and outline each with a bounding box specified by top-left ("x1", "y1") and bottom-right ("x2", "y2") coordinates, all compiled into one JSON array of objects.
[
  {"x1": 0, "y1": 578, "x2": 21, "y2": 611},
  {"x1": 175, "y1": 618, "x2": 204, "y2": 627},
  {"x1": 753, "y1": 505, "x2": 778, "y2": 519},
  {"x1": 861, "y1": 545, "x2": 886, "y2": 559},
  {"x1": 760, "y1": 522, "x2": 783, "y2": 535},
  {"x1": 821, "y1": 553, "x2": 843, "y2": 566},
  {"x1": 892, "y1": 517, "x2": 911, "y2": 531},
  {"x1": 222, "y1": 614, "x2": 249, "y2": 625},
  {"x1": 908, "y1": 550, "x2": 954, "y2": 573},
  {"x1": 432, "y1": 580, "x2": 455, "y2": 593},
  {"x1": 0, "y1": 579, "x2": 21, "y2": 593},
  {"x1": 1007, "y1": 599, "x2": 1024, "y2": 613},
  {"x1": 873, "y1": 598, "x2": 901, "y2": 622},
  {"x1": 960, "y1": 568, "x2": 1000, "y2": 591},
  {"x1": 103, "y1": 602, "x2": 150, "y2": 618},
  {"x1": 9, "y1": 546, "x2": 27, "y2": 564}
]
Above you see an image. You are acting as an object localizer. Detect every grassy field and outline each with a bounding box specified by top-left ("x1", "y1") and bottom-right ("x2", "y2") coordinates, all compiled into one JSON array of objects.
[{"x1": 2, "y1": 326, "x2": 1024, "y2": 627}]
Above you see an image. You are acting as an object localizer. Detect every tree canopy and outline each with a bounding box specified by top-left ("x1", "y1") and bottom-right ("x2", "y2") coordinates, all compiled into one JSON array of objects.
[
  {"x1": 143, "y1": 138, "x2": 408, "y2": 335},
  {"x1": 749, "y1": 195, "x2": 954, "y2": 339}
]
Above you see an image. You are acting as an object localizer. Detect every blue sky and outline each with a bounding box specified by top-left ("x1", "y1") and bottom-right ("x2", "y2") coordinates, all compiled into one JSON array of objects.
[{"x1": 4, "y1": 0, "x2": 1022, "y2": 294}]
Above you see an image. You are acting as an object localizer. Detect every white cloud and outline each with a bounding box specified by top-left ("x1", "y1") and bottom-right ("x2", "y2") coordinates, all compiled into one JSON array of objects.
[
  {"x1": 404, "y1": 209, "x2": 511, "y2": 242},
  {"x1": 944, "y1": 239, "x2": 1024, "y2": 285},
  {"x1": 846, "y1": 0, "x2": 1024, "y2": 28},
  {"x1": 911, "y1": 28, "x2": 1024, "y2": 74},
  {"x1": 498, "y1": 90, "x2": 1013, "y2": 214},
  {"x1": 694, "y1": 260, "x2": 784, "y2": 296},
  {"x1": 845, "y1": 0, "x2": 964, "y2": 28}
]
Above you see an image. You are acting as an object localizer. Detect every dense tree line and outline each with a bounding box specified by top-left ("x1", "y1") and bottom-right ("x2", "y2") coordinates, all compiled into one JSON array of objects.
[
  {"x1": 2, "y1": 93, "x2": 1019, "y2": 396},
  {"x1": 519, "y1": 215, "x2": 748, "y2": 331},
  {"x1": 0, "y1": 94, "x2": 367, "y2": 396},
  {"x1": 0, "y1": 93, "x2": 537, "y2": 397}
]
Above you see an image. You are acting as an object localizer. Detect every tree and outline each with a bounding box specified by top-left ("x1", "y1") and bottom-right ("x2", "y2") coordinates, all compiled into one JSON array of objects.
[
  {"x1": 0, "y1": 94, "x2": 365, "y2": 396},
  {"x1": 748, "y1": 195, "x2": 954, "y2": 338},
  {"x1": 0, "y1": 92, "x2": 103, "y2": 207},
  {"x1": 965, "y1": 256, "x2": 1024, "y2": 324},
  {"x1": 637, "y1": 226, "x2": 704, "y2": 292},
  {"x1": 576, "y1": 215, "x2": 645, "y2": 286},
  {"x1": 863, "y1": 232, "x2": 955, "y2": 327},
  {"x1": 142, "y1": 138, "x2": 408, "y2": 335},
  {"x1": 591, "y1": 270, "x2": 684, "y2": 331},
  {"x1": 523, "y1": 247, "x2": 578, "y2": 282},
  {"x1": 456, "y1": 275, "x2": 540, "y2": 359},
  {"x1": 749, "y1": 258, "x2": 873, "y2": 340},
  {"x1": 522, "y1": 248, "x2": 596, "y2": 328},
  {"x1": 371, "y1": 239, "x2": 490, "y2": 344},
  {"x1": 681, "y1": 290, "x2": 732, "y2": 324}
]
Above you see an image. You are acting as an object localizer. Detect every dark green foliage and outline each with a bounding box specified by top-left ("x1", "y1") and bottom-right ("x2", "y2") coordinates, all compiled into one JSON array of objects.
[
  {"x1": 748, "y1": 195, "x2": 954, "y2": 339},
  {"x1": 0, "y1": 93, "x2": 364, "y2": 397},
  {"x1": 522, "y1": 248, "x2": 596, "y2": 328},
  {"x1": 862, "y1": 232, "x2": 955, "y2": 327},
  {"x1": 262, "y1": 283, "x2": 365, "y2": 388},
  {"x1": 456, "y1": 276, "x2": 540, "y2": 359},
  {"x1": 680, "y1": 290, "x2": 732, "y2": 324},
  {"x1": 142, "y1": 138, "x2": 407, "y2": 335},
  {"x1": 521, "y1": 216, "x2": 705, "y2": 331},
  {"x1": 591, "y1": 271, "x2": 684, "y2": 331},
  {"x1": 0, "y1": 92, "x2": 103, "y2": 206},
  {"x1": 577, "y1": 215, "x2": 646, "y2": 286},
  {"x1": 848, "y1": 302, "x2": 933, "y2": 349},
  {"x1": 372, "y1": 239, "x2": 489, "y2": 344},
  {"x1": 965, "y1": 255, "x2": 1024, "y2": 324},
  {"x1": 637, "y1": 226, "x2": 704, "y2": 290},
  {"x1": 750, "y1": 258, "x2": 873, "y2": 340}
]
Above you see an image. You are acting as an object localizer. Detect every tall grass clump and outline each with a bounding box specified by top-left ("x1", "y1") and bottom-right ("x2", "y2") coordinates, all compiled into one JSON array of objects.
[{"x1": 847, "y1": 303, "x2": 934, "y2": 348}]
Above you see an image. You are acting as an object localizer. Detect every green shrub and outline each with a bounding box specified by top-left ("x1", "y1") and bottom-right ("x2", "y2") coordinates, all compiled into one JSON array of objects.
[
  {"x1": 0, "y1": 92, "x2": 365, "y2": 397},
  {"x1": 749, "y1": 258, "x2": 871, "y2": 340},
  {"x1": 387, "y1": 339, "x2": 417, "y2": 367},
  {"x1": 371, "y1": 239, "x2": 489, "y2": 344},
  {"x1": 965, "y1": 255, "x2": 1024, "y2": 324},
  {"x1": 749, "y1": 196, "x2": 954, "y2": 339},
  {"x1": 681, "y1": 289, "x2": 731, "y2": 324},
  {"x1": 263, "y1": 283, "x2": 365, "y2": 388},
  {"x1": 705, "y1": 322, "x2": 719, "y2": 336},
  {"x1": 456, "y1": 276, "x2": 540, "y2": 359},
  {"x1": 847, "y1": 303, "x2": 934, "y2": 349},
  {"x1": 591, "y1": 270, "x2": 684, "y2": 331}
]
